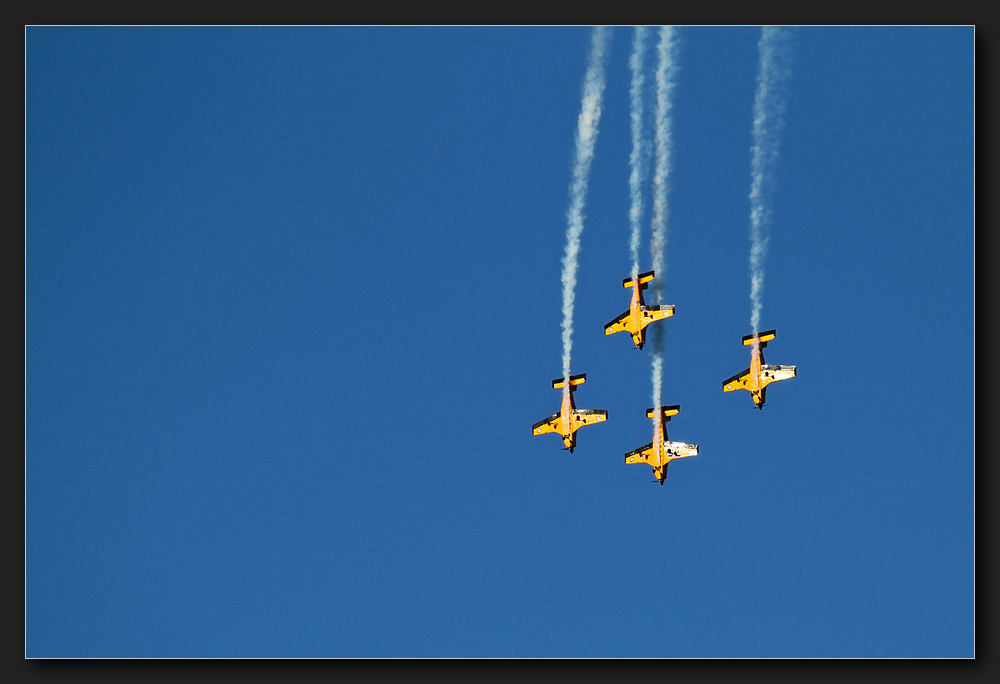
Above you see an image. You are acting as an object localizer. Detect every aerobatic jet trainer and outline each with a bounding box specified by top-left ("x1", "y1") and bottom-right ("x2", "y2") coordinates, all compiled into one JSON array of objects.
[
  {"x1": 722, "y1": 329, "x2": 796, "y2": 409},
  {"x1": 531, "y1": 373, "x2": 607, "y2": 453},
  {"x1": 604, "y1": 270, "x2": 674, "y2": 350},
  {"x1": 624, "y1": 405, "x2": 699, "y2": 485}
]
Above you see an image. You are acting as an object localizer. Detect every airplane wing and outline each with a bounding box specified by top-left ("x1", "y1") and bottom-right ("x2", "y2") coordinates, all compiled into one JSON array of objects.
[
  {"x1": 722, "y1": 369, "x2": 751, "y2": 392},
  {"x1": 664, "y1": 440, "x2": 699, "y2": 458},
  {"x1": 625, "y1": 442, "x2": 653, "y2": 464},
  {"x1": 572, "y1": 408, "x2": 607, "y2": 427},
  {"x1": 761, "y1": 364, "x2": 796, "y2": 382},
  {"x1": 531, "y1": 412, "x2": 561, "y2": 436},
  {"x1": 639, "y1": 304, "x2": 674, "y2": 324},
  {"x1": 604, "y1": 310, "x2": 631, "y2": 335}
]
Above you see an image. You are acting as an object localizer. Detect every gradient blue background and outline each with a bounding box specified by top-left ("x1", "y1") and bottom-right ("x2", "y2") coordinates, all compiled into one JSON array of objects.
[{"x1": 26, "y1": 26, "x2": 974, "y2": 657}]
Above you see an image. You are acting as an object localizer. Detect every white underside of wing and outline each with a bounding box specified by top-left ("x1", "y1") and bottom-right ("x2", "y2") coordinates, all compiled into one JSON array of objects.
[
  {"x1": 664, "y1": 441, "x2": 699, "y2": 458},
  {"x1": 762, "y1": 364, "x2": 796, "y2": 381}
]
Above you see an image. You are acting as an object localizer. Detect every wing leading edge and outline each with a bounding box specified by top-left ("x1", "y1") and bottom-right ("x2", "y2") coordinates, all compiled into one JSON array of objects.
[
  {"x1": 722, "y1": 369, "x2": 751, "y2": 392},
  {"x1": 571, "y1": 408, "x2": 607, "y2": 428},
  {"x1": 531, "y1": 413, "x2": 561, "y2": 435},
  {"x1": 604, "y1": 311, "x2": 630, "y2": 336}
]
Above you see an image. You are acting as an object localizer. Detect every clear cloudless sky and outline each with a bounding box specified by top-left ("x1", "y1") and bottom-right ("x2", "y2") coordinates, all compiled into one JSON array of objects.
[{"x1": 26, "y1": 26, "x2": 973, "y2": 657}]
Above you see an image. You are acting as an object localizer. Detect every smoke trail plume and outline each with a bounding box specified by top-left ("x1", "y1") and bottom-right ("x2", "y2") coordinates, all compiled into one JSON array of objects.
[
  {"x1": 628, "y1": 26, "x2": 651, "y2": 282},
  {"x1": 748, "y1": 26, "x2": 793, "y2": 336},
  {"x1": 649, "y1": 26, "x2": 679, "y2": 419},
  {"x1": 561, "y1": 26, "x2": 612, "y2": 392}
]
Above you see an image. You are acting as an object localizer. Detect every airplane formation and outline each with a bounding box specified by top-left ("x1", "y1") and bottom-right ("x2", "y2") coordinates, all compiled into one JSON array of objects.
[
  {"x1": 532, "y1": 270, "x2": 797, "y2": 485},
  {"x1": 533, "y1": 26, "x2": 799, "y2": 486}
]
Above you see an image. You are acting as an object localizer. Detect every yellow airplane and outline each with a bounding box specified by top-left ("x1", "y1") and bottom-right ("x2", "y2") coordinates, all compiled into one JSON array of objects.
[
  {"x1": 624, "y1": 405, "x2": 699, "y2": 485},
  {"x1": 531, "y1": 373, "x2": 607, "y2": 452},
  {"x1": 722, "y1": 329, "x2": 797, "y2": 410},
  {"x1": 604, "y1": 270, "x2": 674, "y2": 349}
]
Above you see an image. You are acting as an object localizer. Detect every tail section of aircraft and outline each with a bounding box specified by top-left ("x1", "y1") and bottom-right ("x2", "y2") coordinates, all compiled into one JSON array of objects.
[
  {"x1": 622, "y1": 270, "x2": 655, "y2": 289},
  {"x1": 646, "y1": 405, "x2": 680, "y2": 420},
  {"x1": 552, "y1": 373, "x2": 587, "y2": 390},
  {"x1": 743, "y1": 329, "x2": 777, "y2": 346}
]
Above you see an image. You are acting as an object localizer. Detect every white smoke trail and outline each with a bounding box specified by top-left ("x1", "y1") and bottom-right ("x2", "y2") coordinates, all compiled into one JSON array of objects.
[
  {"x1": 748, "y1": 26, "x2": 793, "y2": 336},
  {"x1": 650, "y1": 355, "x2": 663, "y2": 447},
  {"x1": 649, "y1": 26, "x2": 679, "y2": 421},
  {"x1": 561, "y1": 26, "x2": 612, "y2": 393},
  {"x1": 628, "y1": 26, "x2": 650, "y2": 282}
]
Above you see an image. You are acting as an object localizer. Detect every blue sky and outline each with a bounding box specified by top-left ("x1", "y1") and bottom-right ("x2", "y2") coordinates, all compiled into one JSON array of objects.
[{"x1": 26, "y1": 26, "x2": 974, "y2": 657}]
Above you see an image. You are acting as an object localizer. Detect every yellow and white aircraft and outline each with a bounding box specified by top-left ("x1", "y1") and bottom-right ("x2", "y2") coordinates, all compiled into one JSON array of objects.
[
  {"x1": 604, "y1": 270, "x2": 675, "y2": 350},
  {"x1": 722, "y1": 329, "x2": 796, "y2": 410},
  {"x1": 624, "y1": 405, "x2": 698, "y2": 485},
  {"x1": 531, "y1": 373, "x2": 607, "y2": 452}
]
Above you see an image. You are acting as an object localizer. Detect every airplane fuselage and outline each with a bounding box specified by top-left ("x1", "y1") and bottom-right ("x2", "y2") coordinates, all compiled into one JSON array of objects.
[
  {"x1": 627, "y1": 282, "x2": 646, "y2": 348},
  {"x1": 557, "y1": 386, "x2": 578, "y2": 450},
  {"x1": 749, "y1": 341, "x2": 765, "y2": 407}
]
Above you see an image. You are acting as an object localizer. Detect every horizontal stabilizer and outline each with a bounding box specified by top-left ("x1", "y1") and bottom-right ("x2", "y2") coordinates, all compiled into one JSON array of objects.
[
  {"x1": 552, "y1": 373, "x2": 587, "y2": 389},
  {"x1": 743, "y1": 329, "x2": 777, "y2": 345},
  {"x1": 622, "y1": 270, "x2": 655, "y2": 289},
  {"x1": 646, "y1": 405, "x2": 680, "y2": 419}
]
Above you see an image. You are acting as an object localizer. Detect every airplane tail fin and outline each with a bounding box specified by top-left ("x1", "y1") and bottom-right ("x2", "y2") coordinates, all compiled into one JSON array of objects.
[
  {"x1": 552, "y1": 373, "x2": 586, "y2": 390},
  {"x1": 743, "y1": 329, "x2": 777, "y2": 346},
  {"x1": 646, "y1": 405, "x2": 680, "y2": 419},
  {"x1": 623, "y1": 270, "x2": 655, "y2": 289}
]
